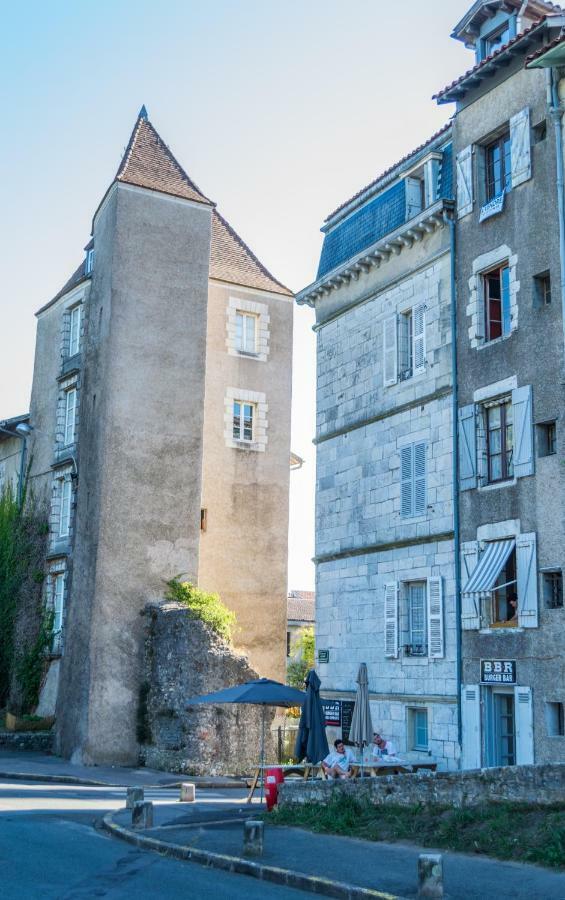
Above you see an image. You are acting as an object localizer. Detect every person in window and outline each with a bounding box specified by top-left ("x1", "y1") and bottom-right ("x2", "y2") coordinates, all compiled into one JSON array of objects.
[
  {"x1": 371, "y1": 733, "x2": 399, "y2": 760},
  {"x1": 506, "y1": 592, "x2": 518, "y2": 624},
  {"x1": 321, "y1": 739, "x2": 355, "y2": 779}
]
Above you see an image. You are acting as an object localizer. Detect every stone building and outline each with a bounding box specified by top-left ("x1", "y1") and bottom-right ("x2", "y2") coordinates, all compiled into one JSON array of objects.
[
  {"x1": 297, "y1": 127, "x2": 460, "y2": 768},
  {"x1": 436, "y1": 0, "x2": 565, "y2": 767},
  {"x1": 11, "y1": 108, "x2": 293, "y2": 765}
]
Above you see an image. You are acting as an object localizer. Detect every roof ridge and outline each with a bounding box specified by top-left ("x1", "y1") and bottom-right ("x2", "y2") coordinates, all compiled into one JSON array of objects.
[{"x1": 212, "y1": 209, "x2": 292, "y2": 295}]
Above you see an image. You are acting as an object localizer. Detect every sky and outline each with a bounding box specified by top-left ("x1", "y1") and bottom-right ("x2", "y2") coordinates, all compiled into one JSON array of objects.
[{"x1": 0, "y1": 0, "x2": 473, "y2": 591}]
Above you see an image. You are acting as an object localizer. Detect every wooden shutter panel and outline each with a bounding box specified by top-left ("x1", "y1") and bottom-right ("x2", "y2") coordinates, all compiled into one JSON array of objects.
[
  {"x1": 383, "y1": 315, "x2": 398, "y2": 387},
  {"x1": 458, "y1": 404, "x2": 478, "y2": 491},
  {"x1": 405, "y1": 177, "x2": 423, "y2": 219},
  {"x1": 400, "y1": 445, "x2": 414, "y2": 518},
  {"x1": 512, "y1": 385, "x2": 534, "y2": 478},
  {"x1": 413, "y1": 304, "x2": 426, "y2": 374},
  {"x1": 517, "y1": 532, "x2": 538, "y2": 628},
  {"x1": 427, "y1": 577, "x2": 444, "y2": 658},
  {"x1": 384, "y1": 582, "x2": 399, "y2": 659},
  {"x1": 461, "y1": 685, "x2": 481, "y2": 769},
  {"x1": 510, "y1": 107, "x2": 531, "y2": 188},
  {"x1": 461, "y1": 541, "x2": 480, "y2": 630},
  {"x1": 424, "y1": 158, "x2": 440, "y2": 207},
  {"x1": 515, "y1": 686, "x2": 534, "y2": 764},
  {"x1": 456, "y1": 146, "x2": 474, "y2": 218},
  {"x1": 414, "y1": 442, "x2": 427, "y2": 516}
]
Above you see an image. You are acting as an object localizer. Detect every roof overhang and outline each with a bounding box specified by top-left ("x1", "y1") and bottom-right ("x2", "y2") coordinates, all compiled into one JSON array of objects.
[
  {"x1": 296, "y1": 198, "x2": 454, "y2": 308},
  {"x1": 0, "y1": 413, "x2": 30, "y2": 441},
  {"x1": 452, "y1": 1, "x2": 560, "y2": 45},
  {"x1": 526, "y1": 30, "x2": 565, "y2": 64}
]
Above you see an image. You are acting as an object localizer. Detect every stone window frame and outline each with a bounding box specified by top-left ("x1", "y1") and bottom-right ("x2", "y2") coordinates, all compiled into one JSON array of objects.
[
  {"x1": 49, "y1": 463, "x2": 75, "y2": 549},
  {"x1": 406, "y1": 705, "x2": 429, "y2": 751},
  {"x1": 226, "y1": 296, "x2": 270, "y2": 362},
  {"x1": 54, "y1": 374, "x2": 80, "y2": 456},
  {"x1": 224, "y1": 387, "x2": 268, "y2": 452},
  {"x1": 466, "y1": 245, "x2": 519, "y2": 349},
  {"x1": 45, "y1": 559, "x2": 67, "y2": 656},
  {"x1": 60, "y1": 290, "x2": 85, "y2": 362}
]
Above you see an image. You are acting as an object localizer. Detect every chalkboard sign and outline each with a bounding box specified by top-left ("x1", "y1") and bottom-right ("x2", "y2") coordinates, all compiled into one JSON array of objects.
[
  {"x1": 341, "y1": 700, "x2": 356, "y2": 743},
  {"x1": 321, "y1": 698, "x2": 341, "y2": 727}
]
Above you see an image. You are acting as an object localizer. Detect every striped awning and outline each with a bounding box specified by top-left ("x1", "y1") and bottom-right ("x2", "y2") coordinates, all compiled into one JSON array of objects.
[{"x1": 463, "y1": 539, "x2": 515, "y2": 595}]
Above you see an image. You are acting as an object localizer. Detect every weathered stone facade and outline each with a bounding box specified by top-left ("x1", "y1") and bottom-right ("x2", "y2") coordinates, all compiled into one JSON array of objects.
[{"x1": 141, "y1": 602, "x2": 274, "y2": 776}]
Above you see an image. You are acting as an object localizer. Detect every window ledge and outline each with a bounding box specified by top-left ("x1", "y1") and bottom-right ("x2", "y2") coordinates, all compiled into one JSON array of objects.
[
  {"x1": 478, "y1": 478, "x2": 517, "y2": 492},
  {"x1": 236, "y1": 350, "x2": 260, "y2": 359},
  {"x1": 233, "y1": 440, "x2": 261, "y2": 451},
  {"x1": 476, "y1": 332, "x2": 514, "y2": 350},
  {"x1": 479, "y1": 627, "x2": 524, "y2": 635}
]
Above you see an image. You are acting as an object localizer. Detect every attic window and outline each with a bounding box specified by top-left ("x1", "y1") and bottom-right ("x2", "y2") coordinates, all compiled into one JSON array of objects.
[
  {"x1": 483, "y1": 23, "x2": 511, "y2": 57},
  {"x1": 85, "y1": 247, "x2": 95, "y2": 275}
]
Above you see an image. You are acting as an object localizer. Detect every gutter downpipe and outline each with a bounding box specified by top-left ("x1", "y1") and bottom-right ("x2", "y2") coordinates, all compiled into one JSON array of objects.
[{"x1": 547, "y1": 67, "x2": 565, "y2": 377}]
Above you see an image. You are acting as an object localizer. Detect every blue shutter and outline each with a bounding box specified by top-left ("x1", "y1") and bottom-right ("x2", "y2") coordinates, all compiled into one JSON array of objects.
[
  {"x1": 401, "y1": 445, "x2": 413, "y2": 518},
  {"x1": 517, "y1": 532, "x2": 538, "y2": 628},
  {"x1": 512, "y1": 385, "x2": 534, "y2": 478},
  {"x1": 458, "y1": 404, "x2": 477, "y2": 491}
]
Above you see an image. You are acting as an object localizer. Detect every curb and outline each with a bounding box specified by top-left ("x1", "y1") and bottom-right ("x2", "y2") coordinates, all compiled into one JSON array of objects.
[
  {"x1": 0, "y1": 771, "x2": 247, "y2": 790},
  {"x1": 101, "y1": 809, "x2": 405, "y2": 900}
]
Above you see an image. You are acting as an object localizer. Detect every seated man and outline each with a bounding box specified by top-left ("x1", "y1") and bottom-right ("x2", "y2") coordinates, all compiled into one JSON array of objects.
[
  {"x1": 321, "y1": 739, "x2": 356, "y2": 779},
  {"x1": 371, "y1": 732, "x2": 399, "y2": 760}
]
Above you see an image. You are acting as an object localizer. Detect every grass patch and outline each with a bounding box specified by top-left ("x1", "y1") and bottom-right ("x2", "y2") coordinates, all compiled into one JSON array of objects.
[{"x1": 270, "y1": 793, "x2": 565, "y2": 869}]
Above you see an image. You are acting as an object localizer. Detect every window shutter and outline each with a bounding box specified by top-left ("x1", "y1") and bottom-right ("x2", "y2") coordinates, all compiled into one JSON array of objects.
[
  {"x1": 383, "y1": 315, "x2": 398, "y2": 387},
  {"x1": 458, "y1": 404, "x2": 478, "y2": 491},
  {"x1": 512, "y1": 385, "x2": 534, "y2": 478},
  {"x1": 456, "y1": 146, "x2": 474, "y2": 218},
  {"x1": 510, "y1": 107, "x2": 531, "y2": 188},
  {"x1": 405, "y1": 177, "x2": 423, "y2": 219},
  {"x1": 461, "y1": 541, "x2": 480, "y2": 630},
  {"x1": 427, "y1": 577, "x2": 444, "y2": 658},
  {"x1": 400, "y1": 445, "x2": 414, "y2": 518},
  {"x1": 461, "y1": 685, "x2": 481, "y2": 769},
  {"x1": 514, "y1": 686, "x2": 534, "y2": 764},
  {"x1": 517, "y1": 532, "x2": 538, "y2": 628},
  {"x1": 413, "y1": 304, "x2": 426, "y2": 374},
  {"x1": 384, "y1": 582, "x2": 399, "y2": 658},
  {"x1": 424, "y1": 158, "x2": 440, "y2": 207},
  {"x1": 414, "y1": 442, "x2": 427, "y2": 516}
]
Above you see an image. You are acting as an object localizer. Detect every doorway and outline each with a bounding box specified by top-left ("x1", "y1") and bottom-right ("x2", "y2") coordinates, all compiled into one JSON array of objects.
[{"x1": 485, "y1": 688, "x2": 516, "y2": 766}]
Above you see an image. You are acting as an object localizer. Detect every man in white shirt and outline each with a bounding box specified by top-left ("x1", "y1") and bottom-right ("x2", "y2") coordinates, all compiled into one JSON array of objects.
[
  {"x1": 371, "y1": 733, "x2": 399, "y2": 760},
  {"x1": 321, "y1": 739, "x2": 356, "y2": 779}
]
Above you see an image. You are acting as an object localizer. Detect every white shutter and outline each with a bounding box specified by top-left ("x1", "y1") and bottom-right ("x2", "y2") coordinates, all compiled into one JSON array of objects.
[
  {"x1": 383, "y1": 315, "x2": 398, "y2": 387},
  {"x1": 384, "y1": 582, "x2": 399, "y2": 659},
  {"x1": 512, "y1": 385, "x2": 534, "y2": 478},
  {"x1": 405, "y1": 176, "x2": 423, "y2": 219},
  {"x1": 510, "y1": 107, "x2": 531, "y2": 188},
  {"x1": 515, "y1": 686, "x2": 534, "y2": 764},
  {"x1": 401, "y1": 445, "x2": 413, "y2": 518},
  {"x1": 413, "y1": 304, "x2": 426, "y2": 374},
  {"x1": 461, "y1": 685, "x2": 481, "y2": 769},
  {"x1": 458, "y1": 404, "x2": 478, "y2": 491},
  {"x1": 414, "y1": 442, "x2": 427, "y2": 516},
  {"x1": 424, "y1": 158, "x2": 440, "y2": 207},
  {"x1": 456, "y1": 146, "x2": 474, "y2": 218},
  {"x1": 461, "y1": 541, "x2": 480, "y2": 630},
  {"x1": 517, "y1": 532, "x2": 538, "y2": 628},
  {"x1": 427, "y1": 577, "x2": 444, "y2": 658}
]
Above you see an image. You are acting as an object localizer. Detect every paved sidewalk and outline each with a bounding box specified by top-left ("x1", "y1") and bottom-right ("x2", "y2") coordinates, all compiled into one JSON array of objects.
[{"x1": 107, "y1": 796, "x2": 565, "y2": 900}]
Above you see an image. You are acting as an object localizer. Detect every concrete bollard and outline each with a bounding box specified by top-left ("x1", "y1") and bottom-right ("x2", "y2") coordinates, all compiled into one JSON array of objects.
[
  {"x1": 132, "y1": 800, "x2": 154, "y2": 829},
  {"x1": 418, "y1": 853, "x2": 443, "y2": 898},
  {"x1": 126, "y1": 786, "x2": 144, "y2": 809},
  {"x1": 180, "y1": 783, "x2": 196, "y2": 803},
  {"x1": 243, "y1": 819, "x2": 264, "y2": 857}
]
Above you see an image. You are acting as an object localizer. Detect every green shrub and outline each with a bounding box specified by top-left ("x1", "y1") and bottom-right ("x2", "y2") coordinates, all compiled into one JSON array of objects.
[
  {"x1": 287, "y1": 626, "x2": 315, "y2": 689},
  {"x1": 165, "y1": 578, "x2": 236, "y2": 643}
]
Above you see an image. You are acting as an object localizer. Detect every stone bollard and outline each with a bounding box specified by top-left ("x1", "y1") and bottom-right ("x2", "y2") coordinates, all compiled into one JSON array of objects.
[
  {"x1": 126, "y1": 786, "x2": 144, "y2": 809},
  {"x1": 243, "y1": 819, "x2": 264, "y2": 857},
  {"x1": 418, "y1": 853, "x2": 443, "y2": 898},
  {"x1": 180, "y1": 783, "x2": 196, "y2": 803},
  {"x1": 132, "y1": 800, "x2": 154, "y2": 829}
]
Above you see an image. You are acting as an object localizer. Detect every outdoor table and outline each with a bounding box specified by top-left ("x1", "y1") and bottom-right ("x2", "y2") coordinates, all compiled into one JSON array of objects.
[{"x1": 245, "y1": 763, "x2": 324, "y2": 803}]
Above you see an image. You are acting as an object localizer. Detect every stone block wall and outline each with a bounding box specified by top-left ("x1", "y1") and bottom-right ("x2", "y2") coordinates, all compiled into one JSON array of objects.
[{"x1": 140, "y1": 601, "x2": 274, "y2": 776}]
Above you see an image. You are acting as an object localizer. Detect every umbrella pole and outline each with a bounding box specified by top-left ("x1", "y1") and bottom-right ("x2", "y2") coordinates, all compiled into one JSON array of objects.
[{"x1": 260, "y1": 705, "x2": 265, "y2": 804}]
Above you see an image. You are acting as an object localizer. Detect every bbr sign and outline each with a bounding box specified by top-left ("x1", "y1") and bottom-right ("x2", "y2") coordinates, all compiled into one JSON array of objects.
[{"x1": 480, "y1": 659, "x2": 516, "y2": 684}]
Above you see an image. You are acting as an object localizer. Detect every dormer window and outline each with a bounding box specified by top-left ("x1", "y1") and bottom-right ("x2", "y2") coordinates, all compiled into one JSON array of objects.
[
  {"x1": 482, "y1": 21, "x2": 511, "y2": 58},
  {"x1": 85, "y1": 247, "x2": 95, "y2": 275},
  {"x1": 404, "y1": 153, "x2": 442, "y2": 219}
]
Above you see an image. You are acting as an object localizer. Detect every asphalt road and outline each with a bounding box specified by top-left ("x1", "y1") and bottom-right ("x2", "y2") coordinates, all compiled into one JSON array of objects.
[{"x1": 0, "y1": 780, "x2": 311, "y2": 899}]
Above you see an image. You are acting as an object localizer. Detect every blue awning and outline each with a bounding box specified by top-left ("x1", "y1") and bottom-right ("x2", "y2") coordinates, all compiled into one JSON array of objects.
[{"x1": 463, "y1": 539, "x2": 515, "y2": 595}]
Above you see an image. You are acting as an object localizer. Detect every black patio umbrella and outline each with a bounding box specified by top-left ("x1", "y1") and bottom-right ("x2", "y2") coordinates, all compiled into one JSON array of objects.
[
  {"x1": 186, "y1": 678, "x2": 306, "y2": 800},
  {"x1": 294, "y1": 669, "x2": 329, "y2": 766}
]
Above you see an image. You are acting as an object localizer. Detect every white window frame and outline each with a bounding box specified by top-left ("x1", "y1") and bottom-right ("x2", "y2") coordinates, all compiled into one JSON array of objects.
[
  {"x1": 235, "y1": 311, "x2": 258, "y2": 355},
  {"x1": 64, "y1": 388, "x2": 77, "y2": 446},
  {"x1": 59, "y1": 480, "x2": 72, "y2": 537},
  {"x1": 53, "y1": 572, "x2": 65, "y2": 636},
  {"x1": 85, "y1": 248, "x2": 94, "y2": 275},
  {"x1": 69, "y1": 305, "x2": 81, "y2": 357},
  {"x1": 232, "y1": 400, "x2": 255, "y2": 442}
]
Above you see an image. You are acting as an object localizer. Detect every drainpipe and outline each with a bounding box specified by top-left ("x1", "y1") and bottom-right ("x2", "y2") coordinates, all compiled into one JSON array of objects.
[
  {"x1": 447, "y1": 213, "x2": 463, "y2": 748},
  {"x1": 547, "y1": 67, "x2": 565, "y2": 377}
]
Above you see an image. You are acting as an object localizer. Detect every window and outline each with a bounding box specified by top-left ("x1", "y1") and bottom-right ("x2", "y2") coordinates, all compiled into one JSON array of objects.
[
  {"x1": 537, "y1": 421, "x2": 556, "y2": 458},
  {"x1": 200, "y1": 508, "x2": 207, "y2": 532},
  {"x1": 233, "y1": 401, "x2": 254, "y2": 442},
  {"x1": 85, "y1": 248, "x2": 94, "y2": 275},
  {"x1": 483, "y1": 23, "x2": 511, "y2": 58},
  {"x1": 485, "y1": 133, "x2": 512, "y2": 201},
  {"x1": 533, "y1": 120, "x2": 547, "y2": 144},
  {"x1": 399, "y1": 311, "x2": 413, "y2": 379},
  {"x1": 534, "y1": 272, "x2": 551, "y2": 307},
  {"x1": 59, "y1": 480, "x2": 72, "y2": 537},
  {"x1": 385, "y1": 304, "x2": 426, "y2": 386},
  {"x1": 408, "y1": 582, "x2": 427, "y2": 654},
  {"x1": 491, "y1": 545, "x2": 517, "y2": 626},
  {"x1": 408, "y1": 708, "x2": 428, "y2": 751},
  {"x1": 69, "y1": 305, "x2": 81, "y2": 357},
  {"x1": 235, "y1": 312, "x2": 257, "y2": 354},
  {"x1": 64, "y1": 389, "x2": 77, "y2": 446},
  {"x1": 400, "y1": 442, "x2": 427, "y2": 518},
  {"x1": 486, "y1": 398, "x2": 513, "y2": 483},
  {"x1": 543, "y1": 571, "x2": 563, "y2": 609},
  {"x1": 483, "y1": 265, "x2": 511, "y2": 341},
  {"x1": 546, "y1": 702, "x2": 565, "y2": 737},
  {"x1": 52, "y1": 573, "x2": 65, "y2": 652}
]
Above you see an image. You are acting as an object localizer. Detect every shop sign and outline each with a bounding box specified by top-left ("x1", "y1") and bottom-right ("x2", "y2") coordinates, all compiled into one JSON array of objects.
[
  {"x1": 480, "y1": 659, "x2": 516, "y2": 684},
  {"x1": 321, "y1": 699, "x2": 341, "y2": 727}
]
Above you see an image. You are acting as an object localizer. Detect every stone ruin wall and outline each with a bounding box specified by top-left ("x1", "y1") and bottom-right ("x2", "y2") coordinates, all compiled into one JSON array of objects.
[{"x1": 140, "y1": 601, "x2": 274, "y2": 776}]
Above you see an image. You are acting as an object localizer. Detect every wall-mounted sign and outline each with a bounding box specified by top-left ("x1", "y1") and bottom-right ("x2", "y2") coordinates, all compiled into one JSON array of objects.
[
  {"x1": 318, "y1": 649, "x2": 330, "y2": 663},
  {"x1": 321, "y1": 699, "x2": 341, "y2": 727},
  {"x1": 479, "y1": 192, "x2": 505, "y2": 223},
  {"x1": 341, "y1": 700, "x2": 356, "y2": 743},
  {"x1": 480, "y1": 659, "x2": 516, "y2": 684}
]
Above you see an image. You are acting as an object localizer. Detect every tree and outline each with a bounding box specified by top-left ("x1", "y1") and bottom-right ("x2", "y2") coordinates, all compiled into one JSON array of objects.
[{"x1": 286, "y1": 626, "x2": 315, "y2": 689}]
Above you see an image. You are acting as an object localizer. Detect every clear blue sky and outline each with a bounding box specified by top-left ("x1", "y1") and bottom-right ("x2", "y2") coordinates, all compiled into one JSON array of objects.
[{"x1": 0, "y1": 0, "x2": 472, "y2": 590}]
